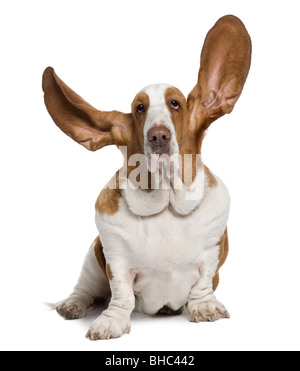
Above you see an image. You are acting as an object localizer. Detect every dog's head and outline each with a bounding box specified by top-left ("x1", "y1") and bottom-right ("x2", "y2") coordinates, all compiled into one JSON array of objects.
[{"x1": 43, "y1": 15, "x2": 251, "y2": 181}]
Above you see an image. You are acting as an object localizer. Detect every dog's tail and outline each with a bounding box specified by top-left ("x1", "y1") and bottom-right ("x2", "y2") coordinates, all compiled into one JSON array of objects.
[{"x1": 43, "y1": 301, "x2": 58, "y2": 310}]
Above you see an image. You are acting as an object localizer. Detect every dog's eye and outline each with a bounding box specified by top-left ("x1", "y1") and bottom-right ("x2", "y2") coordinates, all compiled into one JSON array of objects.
[
  {"x1": 171, "y1": 100, "x2": 180, "y2": 110},
  {"x1": 137, "y1": 104, "x2": 144, "y2": 114}
]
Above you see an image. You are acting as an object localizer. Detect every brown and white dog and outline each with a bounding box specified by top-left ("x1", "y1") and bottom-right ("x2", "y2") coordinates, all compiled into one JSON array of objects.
[{"x1": 42, "y1": 15, "x2": 251, "y2": 340}]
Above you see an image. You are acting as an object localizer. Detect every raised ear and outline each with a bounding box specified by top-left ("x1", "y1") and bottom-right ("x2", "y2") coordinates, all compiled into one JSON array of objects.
[
  {"x1": 42, "y1": 67, "x2": 133, "y2": 151},
  {"x1": 188, "y1": 15, "x2": 251, "y2": 132}
]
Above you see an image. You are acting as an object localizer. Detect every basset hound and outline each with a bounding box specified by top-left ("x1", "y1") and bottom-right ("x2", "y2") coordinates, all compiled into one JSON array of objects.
[{"x1": 42, "y1": 15, "x2": 251, "y2": 340}]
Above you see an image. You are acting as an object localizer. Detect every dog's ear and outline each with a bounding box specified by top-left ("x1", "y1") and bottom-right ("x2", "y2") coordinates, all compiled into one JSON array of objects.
[
  {"x1": 42, "y1": 67, "x2": 133, "y2": 151},
  {"x1": 187, "y1": 15, "x2": 251, "y2": 133}
]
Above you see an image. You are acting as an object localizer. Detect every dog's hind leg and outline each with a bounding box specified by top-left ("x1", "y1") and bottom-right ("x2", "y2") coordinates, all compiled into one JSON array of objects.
[{"x1": 56, "y1": 236, "x2": 110, "y2": 320}]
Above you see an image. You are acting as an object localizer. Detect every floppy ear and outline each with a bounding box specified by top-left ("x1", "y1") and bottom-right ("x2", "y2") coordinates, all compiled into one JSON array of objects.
[
  {"x1": 188, "y1": 15, "x2": 251, "y2": 133},
  {"x1": 42, "y1": 67, "x2": 133, "y2": 151}
]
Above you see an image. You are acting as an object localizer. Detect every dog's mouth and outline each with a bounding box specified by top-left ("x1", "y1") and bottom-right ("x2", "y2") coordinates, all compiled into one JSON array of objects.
[
  {"x1": 151, "y1": 144, "x2": 170, "y2": 156},
  {"x1": 145, "y1": 143, "x2": 179, "y2": 177},
  {"x1": 145, "y1": 142, "x2": 172, "y2": 162}
]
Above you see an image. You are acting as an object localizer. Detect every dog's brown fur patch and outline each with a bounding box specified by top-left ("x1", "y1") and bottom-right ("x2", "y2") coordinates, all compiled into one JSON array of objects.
[
  {"x1": 106, "y1": 264, "x2": 114, "y2": 281},
  {"x1": 93, "y1": 236, "x2": 107, "y2": 275},
  {"x1": 204, "y1": 165, "x2": 218, "y2": 188},
  {"x1": 212, "y1": 227, "x2": 229, "y2": 291}
]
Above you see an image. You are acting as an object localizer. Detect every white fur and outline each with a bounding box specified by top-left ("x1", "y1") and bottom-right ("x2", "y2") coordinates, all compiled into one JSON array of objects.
[
  {"x1": 56, "y1": 240, "x2": 109, "y2": 320},
  {"x1": 122, "y1": 179, "x2": 170, "y2": 216},
  {"x1": 96, "y1": 172, "x2": 230, "y2": 317},
  {"x1": 57, "y1": 84, "x2": 231, "y2": 339},
  {"x1": 142, "y1": 84, "x2": 179, "y2": 162}
]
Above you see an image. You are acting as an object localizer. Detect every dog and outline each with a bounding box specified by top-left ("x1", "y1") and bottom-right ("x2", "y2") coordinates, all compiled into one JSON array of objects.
[{"x1": 42, "y1": 15, "x2": 251, "y2": 340}]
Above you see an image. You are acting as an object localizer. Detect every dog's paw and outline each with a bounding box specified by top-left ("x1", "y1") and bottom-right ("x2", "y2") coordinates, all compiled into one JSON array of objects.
[
  {"x1": 189, "y1": 299, "x2": 230, "y2": 323},
  {"x1": 86, "y1": 315, "x2": 131, "y2": 340},
  {"x1": 56, "y1": 299, "x2": 91, "y2": 320}
]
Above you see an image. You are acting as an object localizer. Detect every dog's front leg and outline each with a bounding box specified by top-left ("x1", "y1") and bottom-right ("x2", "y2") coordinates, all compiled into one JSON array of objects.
[
  {"x1": 86, "y1": 265, "x2": 136, "y2": 340},
  {"x1": 187, "y1": 262, "x2": 230, "y2": 323}
]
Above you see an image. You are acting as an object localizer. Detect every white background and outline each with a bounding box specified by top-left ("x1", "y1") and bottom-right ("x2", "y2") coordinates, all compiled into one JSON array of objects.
[{"x1": 1, "y1": 0, "x2": 300, "y2": 351}]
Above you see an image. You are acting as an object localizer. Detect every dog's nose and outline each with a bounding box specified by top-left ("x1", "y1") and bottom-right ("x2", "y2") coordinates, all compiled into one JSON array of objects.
[{"x1": 147, "y1": 125, "x2": 171, "y2": 147}]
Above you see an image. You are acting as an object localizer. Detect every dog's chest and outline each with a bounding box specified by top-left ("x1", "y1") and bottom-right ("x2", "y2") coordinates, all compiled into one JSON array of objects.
[
  {"x1": 103, "y1": 208, "x2": 204, "y2": 314},
  {"x1": 129, "y1": 209, "x2": 202, "y2": 269},
  {"x1": 96, "y1": 177, "x2": 230, "y2": 314}
]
